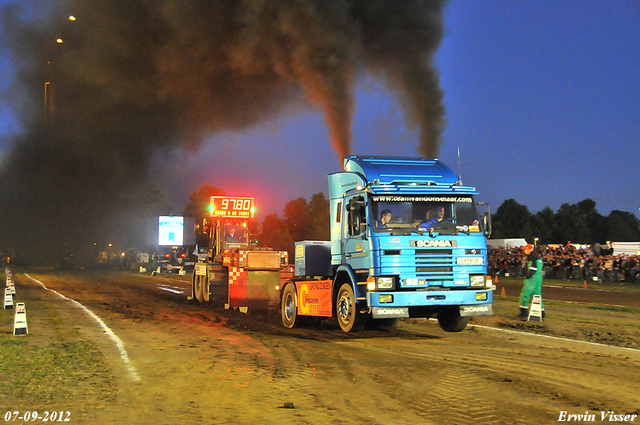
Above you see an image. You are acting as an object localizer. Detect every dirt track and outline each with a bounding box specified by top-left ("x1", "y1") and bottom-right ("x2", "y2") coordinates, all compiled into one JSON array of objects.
[{"x1": 4, "y1": 271, "x2": 640, "y2": 425}]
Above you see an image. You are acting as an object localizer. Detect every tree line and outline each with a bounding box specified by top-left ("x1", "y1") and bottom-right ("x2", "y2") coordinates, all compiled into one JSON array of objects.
[
  {"x1": 258, "y1": 193, "x2": 330, "y2": 257},
  {"x1": 491, "y1": 198, "x2": 640, "y2": 244},
  {"x1": 185, "y1": 186, "x2": 640, "y2": 253}
]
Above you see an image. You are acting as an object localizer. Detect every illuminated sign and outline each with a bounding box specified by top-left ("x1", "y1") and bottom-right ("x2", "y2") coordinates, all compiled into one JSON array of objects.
[
  {"x1": 159, "y1": 216, "x2": 184, "y2": 246},
  {"x1": 210, "y1": 196, "x2": 255, "y2": 219}
]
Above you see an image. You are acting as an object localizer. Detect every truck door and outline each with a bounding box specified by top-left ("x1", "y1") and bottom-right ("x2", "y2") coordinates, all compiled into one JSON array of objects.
[{"x1": 343, "y1": 195, "x2": 370, "y2": 270}]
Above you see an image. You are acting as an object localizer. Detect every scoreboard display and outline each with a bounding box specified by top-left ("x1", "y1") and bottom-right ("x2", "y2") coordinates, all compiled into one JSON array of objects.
[{"x1": 209, "y1": 196, "x2": 255, "y2": 218}]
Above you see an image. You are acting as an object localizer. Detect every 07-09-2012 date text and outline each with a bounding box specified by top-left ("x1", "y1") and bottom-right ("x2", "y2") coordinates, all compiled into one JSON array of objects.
[{"x1": 3, "y1": 411, "x2": 70, "y2": 422}]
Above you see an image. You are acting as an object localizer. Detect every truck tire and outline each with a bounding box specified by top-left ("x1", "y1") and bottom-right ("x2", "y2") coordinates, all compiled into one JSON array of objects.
[
  {"x1": 191, "y1": 272, "x2": 198, "y2": 301},
  {"x1": 201, "y1": 272, "x2": 210, "y2": 302},
  {"x1": 371, "y1": 318, "x2": 399, "y2": 331},
  {"x1": 194, "y1": 274, "x2": 205, "y2": 303},
  {"x1": 336, "y1": 283, "x2": 367, "y2": 332},
  {"x1": 437, "y1": 309, "x2": 469, "y2": 332},
  {"x1": 281, "y1": 283, "x2": 300, "y2": 328}
]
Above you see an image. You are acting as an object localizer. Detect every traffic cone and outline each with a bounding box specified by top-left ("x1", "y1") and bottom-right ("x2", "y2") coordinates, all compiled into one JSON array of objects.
[
  {"x1": 583, "y1": 280, "x2": 587, "y2": 289},
  {"x1": 495, "y1": 275, "x2": 499, "y2": 284},
  {"x1": 13, "y1": 302, "x2": 28, "y2": 336},
  {"x1": 501, "y1": 287, "x2": 506, "y2": 298}
]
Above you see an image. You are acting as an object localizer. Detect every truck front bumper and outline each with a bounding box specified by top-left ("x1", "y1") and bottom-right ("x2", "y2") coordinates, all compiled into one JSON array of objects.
[{"x1": 367, "y1": 289, "x2": 493, "y2": 318}]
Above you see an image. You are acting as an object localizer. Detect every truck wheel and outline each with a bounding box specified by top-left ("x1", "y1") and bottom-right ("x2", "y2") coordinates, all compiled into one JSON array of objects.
[
  {"x1": 201, "y1": 272, "x2": 210, "y2": 302},
  {"x1": 371, "y1": 318, "x2": 399, "y2": 331},
  {"x1": 194, "y1": 274, "x2": 205, "y2": 302},
  {"x1": 281, "y1": 284, "x2": 300, "y2": 328},
  {"x1": 336, "y1": 283, "x2": 367, "y2": 332},
  {"x1": 437, "y1": 309, "x2": 469, "y2": 332},
  {"x1": 191, "y1": 273, "x2": 198, "y2": 301}
]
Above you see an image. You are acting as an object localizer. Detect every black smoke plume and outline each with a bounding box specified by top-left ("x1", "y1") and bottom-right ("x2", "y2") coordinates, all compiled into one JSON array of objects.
[{"x1": 0, "y1": 0, "x2": 447, "y2": 263}]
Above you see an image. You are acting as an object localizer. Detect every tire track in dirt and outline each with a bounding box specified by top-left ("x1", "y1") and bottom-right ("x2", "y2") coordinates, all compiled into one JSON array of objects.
[
  {"x1": 335, "y1": 323, "x2": 640, "y2": 422},
  {"x1": 333, "y1": 338, "x2": 505, "y2": 424},
  {"x1": 266, "y1": 336, "x2": 441, "y2": 424}
]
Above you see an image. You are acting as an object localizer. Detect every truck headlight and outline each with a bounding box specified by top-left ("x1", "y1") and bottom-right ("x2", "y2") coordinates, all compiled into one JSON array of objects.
[
  {"x1": 470, "y1": 275, "x2": 485, "y2": 287},
  {"x1": 367, "y1": 276, "x2": 396, "y2": 291},
  {"x1": 376, "y1": 277, "x2": 395, "y2": 290}
]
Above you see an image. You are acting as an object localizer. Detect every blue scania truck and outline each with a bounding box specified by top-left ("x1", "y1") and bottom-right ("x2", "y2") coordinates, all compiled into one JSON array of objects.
[{"x1": 281, "y1": 155, "x2": 494, "y2": 332}]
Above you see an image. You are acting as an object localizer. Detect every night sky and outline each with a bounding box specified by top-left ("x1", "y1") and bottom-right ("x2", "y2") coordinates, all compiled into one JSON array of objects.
[
  {"x1": 150, "y1": 0, "x2": 640, "y2": 221},
  {"x1": 1, "y1": 0, "x2": 638, "y2": 229}
]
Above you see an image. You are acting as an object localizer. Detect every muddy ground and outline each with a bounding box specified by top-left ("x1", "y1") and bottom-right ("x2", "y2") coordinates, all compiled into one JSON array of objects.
[{"x1": 1, "y1": 270, "x2": 639, "y2": 425}]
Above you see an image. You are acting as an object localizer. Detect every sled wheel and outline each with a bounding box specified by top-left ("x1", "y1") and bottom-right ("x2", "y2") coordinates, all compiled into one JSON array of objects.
[
  {"x1": 201, "y1": 272, "x2": 210, "y2": 302},
  {"x1": 194, "y1": 273, "x2": 205, "y2": 302}
]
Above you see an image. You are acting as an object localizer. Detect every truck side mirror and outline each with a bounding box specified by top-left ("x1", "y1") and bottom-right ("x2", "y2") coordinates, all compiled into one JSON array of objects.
[
  {"x1": 349, "y1": 209, "x2": 361, "y2": 235},
  {"x1": 483, "y1": 212, "x2": 492, "y2": 238},
  {"x1": 348, "y1": 197, "x2": 365, "y2": 236},
  {"x1": 477, "y1": 202, "x2": 492, "y2": 238}
]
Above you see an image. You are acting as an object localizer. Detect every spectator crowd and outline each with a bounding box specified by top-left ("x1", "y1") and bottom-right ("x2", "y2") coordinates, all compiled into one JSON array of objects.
[{"x1": 488, "y1": 244, "x2": 640, "y2": 283}]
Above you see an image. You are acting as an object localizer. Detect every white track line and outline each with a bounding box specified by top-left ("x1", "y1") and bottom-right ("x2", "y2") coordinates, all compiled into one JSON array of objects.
[
  {"x1": 470, "y1": 324, "x2": 640, "y2": 354},
  {"x1": 25, "y1": 274, "x2": 140, "y2": 382},
  {"x1": 156, "y1": 284, "x2": 185, "y2": 294}
]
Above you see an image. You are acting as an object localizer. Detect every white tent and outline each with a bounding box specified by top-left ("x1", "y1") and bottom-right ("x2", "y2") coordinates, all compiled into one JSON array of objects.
[
  {"x1": 486, "y1": 238, "x2": 528, "y2": 249},
  {"x1": 611, "y1": 242, "x2": 640, "y2": 256}
]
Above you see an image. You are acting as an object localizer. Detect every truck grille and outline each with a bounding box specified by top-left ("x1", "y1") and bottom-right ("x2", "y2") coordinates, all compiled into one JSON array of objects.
[{"x1": 415, "y1": 249, "x2": 454, "y2": 282}]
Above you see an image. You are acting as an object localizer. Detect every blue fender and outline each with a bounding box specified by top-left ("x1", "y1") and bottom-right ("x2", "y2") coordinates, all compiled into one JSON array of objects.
[{"x1": 333, "y1": 264, "x2": 366, "y2": 300}]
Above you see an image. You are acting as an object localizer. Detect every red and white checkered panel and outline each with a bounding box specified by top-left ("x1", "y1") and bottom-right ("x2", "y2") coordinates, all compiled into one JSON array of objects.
[
  {"x1": 238, "y1": 250, "x2": 251, "y2": 267},
  {"x1": 228, "y1": 267, "x2": 246, "y2": 285}
]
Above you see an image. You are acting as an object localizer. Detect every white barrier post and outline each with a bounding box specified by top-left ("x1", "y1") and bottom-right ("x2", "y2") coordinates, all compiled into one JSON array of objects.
[
  {"x1": 6, "y1": 275, "x2": 15, "y2": 296},
  {"x1": 4, "y1": 286, "x2": 14, "y2": 309},
  {"x1": 13, "y1": 302, "x2": 28, "y2": 335},
  {"x1": 528, "y1": 294, "x2": 543, "y2": 322}
]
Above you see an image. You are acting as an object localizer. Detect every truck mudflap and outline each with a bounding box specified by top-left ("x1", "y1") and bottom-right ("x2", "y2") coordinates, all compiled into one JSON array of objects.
[
  {"x1": 372, "y1": 307, "x2": 409, "y2": 319},
  {"x1": 372, "y1": 304, "x2": 492, "y2": 319},
  {"x1": 459, "y1": 304, "x2": 493, "y2": 317}
]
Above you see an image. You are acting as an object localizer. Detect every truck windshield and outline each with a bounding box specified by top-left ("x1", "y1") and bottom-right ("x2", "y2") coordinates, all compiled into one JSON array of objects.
[
  {"x1": 369, "y1": 195, "x2": 481, "y2": 235},
  {"x1": 223, "y1": 221, "x2": 249, "y2": 247}
]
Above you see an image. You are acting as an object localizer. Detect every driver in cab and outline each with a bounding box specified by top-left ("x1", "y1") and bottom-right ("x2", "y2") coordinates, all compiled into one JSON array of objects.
[
  {"x1": 420, "y1": 206, "x2": 450, "y2": 229},
  {"x1": 376, "y1": 209, "x2": 392, "y2": 230},
  {"x1": 225, "y1": 226, "x2": 239, "y2": 243}
]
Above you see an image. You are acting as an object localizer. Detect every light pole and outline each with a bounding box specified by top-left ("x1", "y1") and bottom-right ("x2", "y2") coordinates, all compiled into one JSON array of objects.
[
  {"x1": 45, "y1": 15, "x2": 76, "y2": 127},
  {"x1": 44, "y1": 81, "x2": 50, "y2": 125}
]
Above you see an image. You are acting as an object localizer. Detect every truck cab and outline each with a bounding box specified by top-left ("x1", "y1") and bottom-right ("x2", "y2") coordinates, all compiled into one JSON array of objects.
[
  {"x1": 331, "y1": 156, "x2": 493, "y2": 330},
  {"x1": 285, "y1": 156, "x2": 493, "y2": 332}
]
